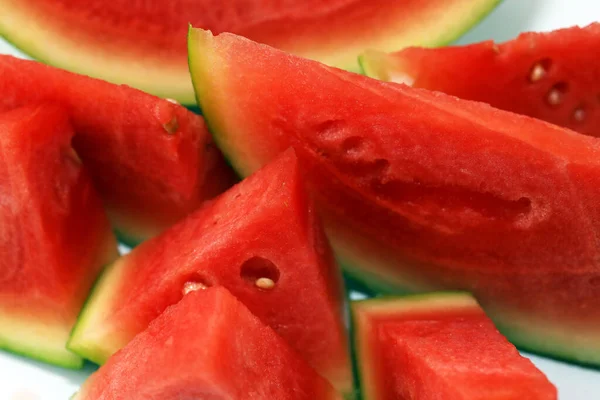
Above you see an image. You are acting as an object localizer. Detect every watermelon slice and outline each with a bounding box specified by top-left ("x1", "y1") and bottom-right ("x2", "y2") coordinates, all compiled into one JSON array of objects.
[
  {"x1": 0, "y1": 56, "x2": 236, "y2": 245},
  {"x1": 0, "y1": 106, "x2": 118, "y2": 368},
  {"x1": 67, "y1": 150, "x2": 352, "y2": 393},
  {"x1": 188, "y1": 29, "x2": 600, "y2": 367},
  {"x1": 0, "y1": 0, "x2": 499, "y2": 104},
  {"x1": 361, "y1": 23, "x2": 600, "y2": 137},
  {"x1": 351, "y1": 293, "x2": 557, "y2": 400},
  {"x1": 75, "y1": 286, "x2": 341, "y2": 400}
]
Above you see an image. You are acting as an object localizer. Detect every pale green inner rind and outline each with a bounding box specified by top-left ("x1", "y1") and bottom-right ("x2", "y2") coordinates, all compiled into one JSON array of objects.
[
  {"x1": 67, "y1": 259, "x2": 126, "y2": 365},
  {"x1": 0, "y1": 315, "x2": 83, "y2": 369},
  {"x1": 188, "y1": 28, "x2": 251, "y2": 179}
]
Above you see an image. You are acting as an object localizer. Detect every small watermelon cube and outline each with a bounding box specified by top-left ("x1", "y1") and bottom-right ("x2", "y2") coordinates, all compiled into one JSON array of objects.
[
  {"x1": 74, "y1": 286, "x2": 342, "y2": 400},
  {"x1": 352, "y1": 292, "x2": 557, "y2": 400}
]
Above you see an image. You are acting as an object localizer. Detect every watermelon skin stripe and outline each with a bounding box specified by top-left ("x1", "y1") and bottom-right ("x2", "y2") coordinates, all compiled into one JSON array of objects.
[{"x1": 187, "y1": 28, "x2": 600, "y2": 368}]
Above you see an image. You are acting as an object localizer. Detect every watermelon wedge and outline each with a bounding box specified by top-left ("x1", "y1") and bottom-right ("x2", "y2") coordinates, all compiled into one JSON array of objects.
[
  {"x1": 0, "y1": 0, "x2": 499, "y2": 104},
  {"x1": 67, "y1": 150, "x2": 352, "y2": 393},
  {"x1": 351, "y1": 293, "x2": 557, "y2": 400},
  {"x1": 75, "y1": 286, "x2": 342, "y2": 400},
  {"x1": 361, "y1": 23, "x2": 600, "y2": 137},
  {"x1": 0, "y1": 106, "x2": 118, "y2": 368},
  {"x1": 0, "y1": 56, "x2": 236, "y2": 245},
  {"x1": 188, "y1": 28, "x2": 600, "y2": 367}
]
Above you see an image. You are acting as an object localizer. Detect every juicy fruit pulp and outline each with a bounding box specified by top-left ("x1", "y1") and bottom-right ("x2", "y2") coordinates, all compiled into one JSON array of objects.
[
  {"x1": 0, "y1": 55, "x2": 236, "y2": 245},
  {"x1": 0, "y1": 106, "x2": 118, "y2": 368},
  {"x1": 0, "y1": 0, "x2": 499, "y2": 103},
  {"x1": 188, "y1": 28, "x2": 600, "y2": 366},
  {"x1": 352, "y1": 293, "x2": 556, "y2": 400},
  {"x1": 75, "y1": 287, "x2": 342, "y2": 400},
  {"x1": 361, "y1": 23, "x2": 600, "y2": 137},
  {"x1": 68, "y1": 150, "x2": 352, "y2": 393}
]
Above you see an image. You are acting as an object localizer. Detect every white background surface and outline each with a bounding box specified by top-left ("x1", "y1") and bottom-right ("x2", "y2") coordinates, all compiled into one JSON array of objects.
[{"x1": 1, "y1": 0, "x2": 600, "y2": 399}]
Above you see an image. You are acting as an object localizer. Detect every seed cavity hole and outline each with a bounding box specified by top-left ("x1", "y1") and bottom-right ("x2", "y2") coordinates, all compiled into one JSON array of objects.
[
  {"x1": 546, "y1": 82, "x2": 568, "y2": 107},
  {"x1": 529, "y1": 59, "x2": 552, "y2": 83},
  {"x1": 240, "y1": 257, "x2": 280, "y2": 290}
]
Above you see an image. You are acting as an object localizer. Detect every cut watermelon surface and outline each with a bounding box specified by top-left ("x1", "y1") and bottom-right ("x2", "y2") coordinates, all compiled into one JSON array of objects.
[
  {"x1": 352, "y1": 293, "x2": 557, "y2": 400},
  {"x1": 0, "y1": 55, "x2": 236, "y2": 245},
  {"x1": 75, "y1": 287, "x2": 342, "y2": 400},
  {"x1": 0, "y1": 0, "x2": 499, "y2": 103},
  {"x1": 188, "y1": 29, "x2": 600, "y2": 366},
  {"x1": 361, "y1": 23, "x2": 600, "y2": 137},
  {"x1": 68, "y1": 150, "x2": 352, "y2": 393},
  {"x1": 0, "y1": 106, "x2": 118, "y2": 368}
]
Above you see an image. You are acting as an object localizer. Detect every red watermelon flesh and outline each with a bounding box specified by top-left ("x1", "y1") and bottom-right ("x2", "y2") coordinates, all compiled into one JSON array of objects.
[
  {"x1": 75, "y1": 286, "x2": 342, "y2": 400},
  {"x1": 361, "y1": 23, "x2": 600, "y2": 137},
  {"x1": 188, "y1": 29, "x2": 600, "y2": 366},
  {"x1": 67, "y1": 150, "x2": 352, "y2": 393},
  {"x1": 0, "y1": 106, "x2": 118, "y2": 368},
  {"x1": 352, "y1": 293, "x2": 556, "y2": 400},
  {"x1": 0, "y1": 55, "x2": 236, "y2": 245},
  {"x1": 0, "y1": 0, "x2": 499, "y2": 103}
]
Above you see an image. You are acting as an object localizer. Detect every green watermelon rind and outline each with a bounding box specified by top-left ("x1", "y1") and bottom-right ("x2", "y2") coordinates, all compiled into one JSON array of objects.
[
  {"x1": 67, "y1": 260, "x2": 123, "y2": 365},
  {"x1": 0, "y1": 334, "x2": 83, "y2": 370}
]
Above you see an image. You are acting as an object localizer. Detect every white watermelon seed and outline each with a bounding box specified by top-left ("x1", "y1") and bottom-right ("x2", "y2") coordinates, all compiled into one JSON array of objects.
[
  {"x1": 546, "y1": 88, "x2": 563, "y2": 106},
  {"x1": 573, "y1": 107, "x2": 586, "y2": 122},
  {"x1": 529, "y1": 63, "x2": 547, "y2": 82},
  {"x1": 255, "y1": 277, "x2": 275, "y2": 290},
  {"x1": 182, "y1": 281, "x2": 207, "y2": 295}
]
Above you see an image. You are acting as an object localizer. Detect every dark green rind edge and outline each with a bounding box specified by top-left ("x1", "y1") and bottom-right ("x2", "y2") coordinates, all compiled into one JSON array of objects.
[
  {"x1": 114, "y1": 229, "x2": 142, "y2": 248},
  {"x1": 357, "y1": 0, "x2": 503, "y2": 76},
  {"x1": 66, "y1": 261, "x2": 120, "y2": 366}
]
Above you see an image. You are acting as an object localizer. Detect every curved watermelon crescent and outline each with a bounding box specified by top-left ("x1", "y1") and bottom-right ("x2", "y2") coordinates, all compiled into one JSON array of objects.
[
  {"x1": 188, "y1": 27, "x2": 600, "y2": 370},
  {"x1": 0, "y1": 0, "x2": 500, "y2": 104}
]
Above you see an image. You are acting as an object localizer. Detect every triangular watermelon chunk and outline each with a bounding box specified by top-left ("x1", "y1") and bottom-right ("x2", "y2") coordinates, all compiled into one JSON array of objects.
[
  {"x1": 352, "y1": 293, "x2": 557, "y2": 400},
  {"x1": 67, "y1": 150, "x2": 352, "y2": 393},
  {"x1": 188, "y1": 28, "x2": 600, "y2": 367},
  {"x1": 75, "y1": 286, "x2": 342, "y2": 400},
  {"x1": 0, "y1": 106, "x2": 118, "y2": 368},
  {"x1": 361, "y1": 23, "x2": 600, "y2": 137},
  {"x1": 0, "y1": 56, "x2": 236, "y2": 245}
]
